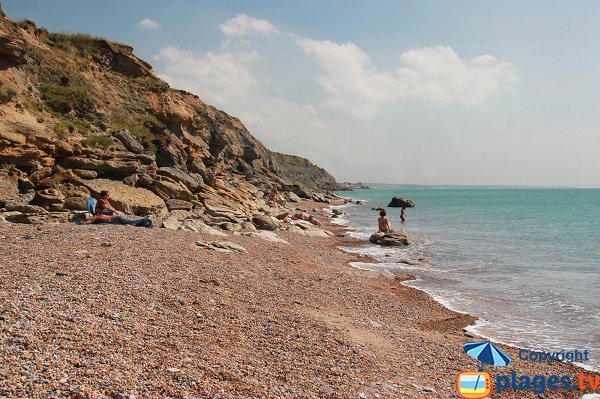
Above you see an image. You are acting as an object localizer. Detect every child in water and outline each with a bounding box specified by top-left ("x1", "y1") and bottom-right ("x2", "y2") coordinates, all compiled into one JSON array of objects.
[
  {"x1": 378, "y1": 210, "x2": 391, "y2": 232},
  {"x1": 400, "y1": 207, "x2": 407, "y2": 223}
]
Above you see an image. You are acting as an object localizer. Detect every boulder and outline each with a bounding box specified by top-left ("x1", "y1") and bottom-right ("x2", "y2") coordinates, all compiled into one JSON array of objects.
[
  {"x1": 113, "y1": 129, "x2": 144, "y2": 154},
  {"x1": 195, "y1": 240, "x2": 247, "y2": 253},
  {"x1": 29, "y1": 167, "x2": 53, "y2": 185},
  {"x1": 252, "y1": 214, "x2": 279, "y2": 231},
  {"x1": 291, "y1": 183, "x2": 312, "y2": 199},
  {"x1": 286, "y1": 192, "x2": 301, "y2": 203},
  {"x1": 83, "y1": 179, "x2": 167, "y2": 215},
  {"x1": 63, "y1": 197, "x2": 90, "y2": 211},
  {"x1": 122, "y1": 174, "x2": 138, "y2": 186},
  {"x1": 157, "y1": 167, "x2": 203, "y2": 191},
  {"x1": 37, "y1": 170, "x2": 80, "y2": 189},
  {"x1": 0, "y1": 174, "x2": 18, "y2": 207},
  {"x1": 151, "y1": 179, "x2": 197, "y2": 202},
  {"x1": 17, "y1": 177, "x2": 35, "y2": 191},
  {"x1": 166, "y1": 199, "x2": 193, "y2": 212},
  {"x1": 56, "y1": 183, "x2": 89, "y2": 198},
  {"x1": 61, "y1": 157, "x2": 145, "y2": 176},
  {"x1": 286, "y1": 221, "x2": 333, "y2": 237},
  {"x1": 235, "y1": 230, "x2": 288, "y2": 244},
  {"x1": 204, "y1": 202, "x2": 248, "y2": 220},
  {"x1": 387, "y1": 197, "x2": 416, "y2": 208},
  {"x1": 31, "y1": 188, "x2": 65, "y2": 211},
  {"x1": 5, "y1": 203, "x2": 48, "y2": 214},
  {"x1": 369, "y1": 232, "x2": 385, "y2": 243},
  {"x1": 312, "y1": 193, "x2": 330, "y2": 203},
  {"x1": 369, "y1": 229, "x2": 410, "y2": 246},
  {"x1": 72, "y1": 169, "x2": 98, "y2": 179},
  {"x1": 6, "y1": 212, "x2": 69, "y2": 224},
  {"x1": 241, "y1": 221, "x2": 256, "y2": 231}
]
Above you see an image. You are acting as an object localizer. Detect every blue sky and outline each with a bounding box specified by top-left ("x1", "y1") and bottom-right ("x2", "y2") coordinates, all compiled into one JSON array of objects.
[{"x1": 4, "y1": 1, "x2": 600, "y2": 187}]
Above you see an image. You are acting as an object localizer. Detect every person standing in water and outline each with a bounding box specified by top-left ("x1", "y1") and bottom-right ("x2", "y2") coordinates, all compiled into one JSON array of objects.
[
  {"x1": 400, "y1": 207, "x2": 407, "y2": 223},
  {"x1": 378, "y1": 210, "x2": 391, "y2": 232}
]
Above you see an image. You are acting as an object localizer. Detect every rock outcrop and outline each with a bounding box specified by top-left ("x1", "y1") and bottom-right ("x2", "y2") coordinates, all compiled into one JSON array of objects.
[
  {"x1": 271, "y1": 152, "x2": 337, "y2": 191},
  {"x1": 0, "y1": 10, "x2": 337, "y2": 225},
  {"x1": 369, "y1": 230, "x2": 411, "y2": 246},
  {"x1": 387, "y1": 197, "x2": 416, "y2": 208}
]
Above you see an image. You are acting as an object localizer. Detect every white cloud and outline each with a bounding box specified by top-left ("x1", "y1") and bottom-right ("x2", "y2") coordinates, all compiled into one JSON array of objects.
[
  {"x1": 296, "y1": 38, "x2": 519, "y2": 116},
  {"x1": 156, "y1": 46, "x2": 258, "y2": 105},
  {"x1": 219, "y1": 14, "x2": 279, "y2": 38},
  {"x1": 137, "y1": 18, "x2": 161, "y2": 31},
  {"x1": 153, "y1": 25, "x2": 530, "y2": 185}
]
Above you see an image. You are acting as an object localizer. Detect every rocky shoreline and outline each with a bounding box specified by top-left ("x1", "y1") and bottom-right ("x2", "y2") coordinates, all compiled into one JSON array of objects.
[{"x1": 1, "y1": 199, "x2": 597, "y2": 399}]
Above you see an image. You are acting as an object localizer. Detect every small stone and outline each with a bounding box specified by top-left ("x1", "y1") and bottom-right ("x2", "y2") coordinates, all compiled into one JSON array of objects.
[
  {"x1": 166, "y1": 368, "x2": 180, "y2": 373},
  {"x1": 369, "y1": 320, "x2": 382, "y2": 328}
]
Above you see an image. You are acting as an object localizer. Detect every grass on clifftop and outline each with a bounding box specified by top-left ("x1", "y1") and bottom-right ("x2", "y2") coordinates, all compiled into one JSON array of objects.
[
  {"x1": 136, "y1": 78, "x2": 170, "y2": 93},
  {"x1": 46, "y1": 32, "x2": 101, "y2": 58},
  {"x1": 40, "y1": 83, "x2": 94, "y2": 114}
]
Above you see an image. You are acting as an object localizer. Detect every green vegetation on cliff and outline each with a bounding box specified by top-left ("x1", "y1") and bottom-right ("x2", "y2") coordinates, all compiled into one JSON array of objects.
[{"x1": 40, "y1": 83, "x2": 93, "y2": 113}]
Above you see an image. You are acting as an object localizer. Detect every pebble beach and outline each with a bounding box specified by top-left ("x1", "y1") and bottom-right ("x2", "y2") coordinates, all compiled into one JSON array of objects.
[{"x1": 0, "y1": 200, "x2": 597, "y2": 398}]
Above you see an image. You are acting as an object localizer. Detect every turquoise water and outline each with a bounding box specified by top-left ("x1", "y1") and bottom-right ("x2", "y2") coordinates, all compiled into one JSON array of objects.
[{"x1": 334, "y1": 187, "x2": 600, "y2": 369}]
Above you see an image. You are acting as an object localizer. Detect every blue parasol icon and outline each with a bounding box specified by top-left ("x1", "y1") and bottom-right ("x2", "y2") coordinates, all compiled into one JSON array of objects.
[{"x1": 463, "y1": 341, "x2": 511, "y2": 370}]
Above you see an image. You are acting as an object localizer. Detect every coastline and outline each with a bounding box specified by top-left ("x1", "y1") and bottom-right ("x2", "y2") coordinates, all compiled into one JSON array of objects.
[{"x1": 0, "y1": 199, "x2": 597, "y2": 398}]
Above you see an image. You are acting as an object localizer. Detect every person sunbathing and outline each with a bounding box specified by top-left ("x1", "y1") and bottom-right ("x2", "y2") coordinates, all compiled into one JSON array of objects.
[
  {"x1": 79, "y1": 213, "x2": 152, "y2": 227},
  {"x1": 79, "y1": 191, "x2": 152, "y2": 227},
  {"x1": 293, "y1": 211, "x2": 322, "y2": 226}
]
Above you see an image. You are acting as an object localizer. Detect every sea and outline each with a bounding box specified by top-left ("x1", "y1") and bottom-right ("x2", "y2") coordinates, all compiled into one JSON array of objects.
[{"x1": 331, "y1": 186, "x2": 600, "y2": 370}]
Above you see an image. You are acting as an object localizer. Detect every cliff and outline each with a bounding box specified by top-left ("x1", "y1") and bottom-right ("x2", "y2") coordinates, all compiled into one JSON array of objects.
[
  {"x1": 0, "y1": 7, "x2": 336, "y2": 223},
  {"x1": 271, "y1": 152, "x2": 337, "y2": 191}
]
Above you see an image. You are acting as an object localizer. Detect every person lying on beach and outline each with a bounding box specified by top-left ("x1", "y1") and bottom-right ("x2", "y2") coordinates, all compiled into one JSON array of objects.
[
  {"x1": 290, "y1": 211, "x2": 322, "y2": 226},
  {"x1": 400, "y1": 207, "x2": 407, "y2": 223},
  {"x1": 79, "y1": 190, "x2": 152, "y2": 227},
  {"x1": 79, "y1": 213, "x2": 153, "y2": 227},
  {"x1": 378, "y1": 210, "x2": 391, "y2": 232}
]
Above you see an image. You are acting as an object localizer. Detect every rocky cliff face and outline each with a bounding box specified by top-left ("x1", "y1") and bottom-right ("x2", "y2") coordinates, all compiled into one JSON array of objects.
[
  {"x1": 271, "y1": 152, "x2": 337, "y2": 191},
  {"x1": 0, "y1": 7, "x2": 336, "y2": 223}
]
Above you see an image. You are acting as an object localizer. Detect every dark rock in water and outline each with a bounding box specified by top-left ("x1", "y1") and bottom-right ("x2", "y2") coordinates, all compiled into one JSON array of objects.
[
  {"x1": 369, "y1": 232, "x2": 385, "y2": 243},
  {"x1": 371, "y1": 207, "x2": 385, "y2": 211},
  {"x1": 387, "y1": 197, "x2": 415, "y2": 208},
  {"x1": 332, "y1": 209, "x2": 343, "y2": 215},
  {"x1": 369, "y1": 229, "x2": 410, "y2": 246}
]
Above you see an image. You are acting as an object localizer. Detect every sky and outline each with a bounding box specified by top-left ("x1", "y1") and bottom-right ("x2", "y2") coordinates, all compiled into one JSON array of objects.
[{"x1": 3, "y1": 1, "x2": 600, "y2": 187}]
